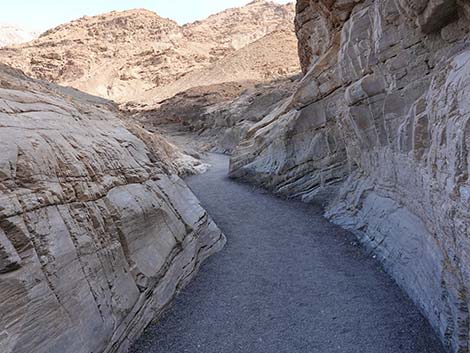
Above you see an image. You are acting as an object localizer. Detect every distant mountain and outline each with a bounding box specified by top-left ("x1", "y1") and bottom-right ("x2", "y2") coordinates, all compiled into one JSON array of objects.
[
  {"x1": 0, "y1": 1, "x2": 297, "y2": 103},
  {"x1": 0, "y1": 24, "x2": 37, "y2": 47},
  {"x1": 137, "y1": 29, "x2": 300, "y2": 104}
]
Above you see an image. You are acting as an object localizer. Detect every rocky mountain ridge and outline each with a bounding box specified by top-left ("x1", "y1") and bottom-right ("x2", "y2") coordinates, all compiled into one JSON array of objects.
[
  {"x1": 0, "y1": 1, "x2": 296, "y2": 103},
  {"x1": 133, "y1": 29, "x2": 300, "y2": 104}
]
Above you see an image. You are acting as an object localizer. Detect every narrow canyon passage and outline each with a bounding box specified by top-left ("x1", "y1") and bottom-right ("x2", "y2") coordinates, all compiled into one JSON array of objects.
[{"x1": 130, "y1": 153, "x2": 444, "y2": 353}]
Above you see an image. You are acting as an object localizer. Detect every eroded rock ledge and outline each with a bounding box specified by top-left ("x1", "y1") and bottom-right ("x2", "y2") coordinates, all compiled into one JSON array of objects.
[
  {"x1": 0, "y1": 64, "x2": 225, "y2": 353},
  {"x1": 230, "y1": 1, "x2": 470, "y2": 351}
]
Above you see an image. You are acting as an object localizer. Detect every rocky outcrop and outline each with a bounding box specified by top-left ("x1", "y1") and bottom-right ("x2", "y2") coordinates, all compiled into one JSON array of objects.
[
  {"x1": 230, "y1": 1, "x2": 470, "y2": 351},
  {"x1": 0, "y1": 1, "x2": 295, "y2": 103},
  {"x1": 0, "y1": 64, "x2": 225, "y2": 353},
  {"x1": 132, "y1": 29, "x2": 301, "y2": 104},
  {"x1": 138, "y1": 76, "x2": 299, "y2": 154},
  {"x1": 183, "y1": 0, "x2": 294, "y2": 52}
]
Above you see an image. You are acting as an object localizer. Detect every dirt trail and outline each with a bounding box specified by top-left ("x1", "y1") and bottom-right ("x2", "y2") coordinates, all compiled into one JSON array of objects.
[{"x1": 130, "y1": 153, "x2": 444, "y2": 353}]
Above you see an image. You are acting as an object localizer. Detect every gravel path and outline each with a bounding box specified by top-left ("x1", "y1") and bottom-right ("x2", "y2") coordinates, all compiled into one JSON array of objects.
[{"x1": 130, "y1": 153, "x2": 445, "y2": 353}]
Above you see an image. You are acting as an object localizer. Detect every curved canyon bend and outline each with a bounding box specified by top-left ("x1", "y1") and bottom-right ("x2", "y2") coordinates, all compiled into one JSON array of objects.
[
  {"x1": 1, "y1": 0, "x2": 469, "y2": 352},
  {"x1": 130, "y1": 154, "x2": 445, "y2": 353}
]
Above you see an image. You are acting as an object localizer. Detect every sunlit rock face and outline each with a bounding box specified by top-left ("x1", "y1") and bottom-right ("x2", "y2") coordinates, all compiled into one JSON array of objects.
[
  {"x1": 0, "y1": 1, "x2": 295, "y2": 103},
  {"x1": 0, "y1": 64, "x2": 225, "y2": 353},
  {"x1": 230, "y1": 1, "x2": 470, "y2": 351}
]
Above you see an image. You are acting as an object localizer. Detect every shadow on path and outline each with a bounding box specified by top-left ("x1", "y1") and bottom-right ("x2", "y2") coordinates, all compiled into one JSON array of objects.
[{"x1": 130, "y1": 153, "x2": 445, "y2": 353}]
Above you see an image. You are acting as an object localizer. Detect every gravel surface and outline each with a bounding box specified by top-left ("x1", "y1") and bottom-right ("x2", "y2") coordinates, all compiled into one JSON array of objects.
[{"x1": 129, "y1": 153, "x2": 445, "y2": 353}]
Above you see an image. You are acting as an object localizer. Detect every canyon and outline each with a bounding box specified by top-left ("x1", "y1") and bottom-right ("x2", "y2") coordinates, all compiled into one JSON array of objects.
[
  {"x1": 1, "y1": 0, "x2": 469, "y2": 352},
  {"x1": 0, "y1": 2, "x2": 297, "y2": 353}
]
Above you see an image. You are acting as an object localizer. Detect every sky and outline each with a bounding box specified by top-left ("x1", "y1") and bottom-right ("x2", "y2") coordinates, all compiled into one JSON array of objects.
[{"x1": 0, "y1": 0, "x2": 292, "y2": 32}]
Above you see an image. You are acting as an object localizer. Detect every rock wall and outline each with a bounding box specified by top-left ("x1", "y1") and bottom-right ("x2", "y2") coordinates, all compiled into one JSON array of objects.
[
  {"x1": 0, "y1": 64, "x2": 225, "y2": 353},
  {"x1": 230, "y1": 1, "x2": 470, "y2": 351}
]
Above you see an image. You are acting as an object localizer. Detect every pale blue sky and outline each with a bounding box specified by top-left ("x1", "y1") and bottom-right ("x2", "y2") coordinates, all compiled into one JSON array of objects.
[{"x1": 1, "y1": 0, "x2": 292, "y2": 32}]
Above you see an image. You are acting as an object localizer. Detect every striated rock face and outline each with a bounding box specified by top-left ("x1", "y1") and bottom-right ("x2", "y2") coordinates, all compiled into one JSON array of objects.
[
  {"x1": 0, "y1": 64, "x2": 225, "y2": 353},
  {"x1": 230, "y1": 0, "x2": 470, "y2": 351},
  {"x1": 0, "y1": 1, "x2": 295, "y2": 103},
  {"x1": 0, "y1": 25, "x2": 37, "y2": 47}
]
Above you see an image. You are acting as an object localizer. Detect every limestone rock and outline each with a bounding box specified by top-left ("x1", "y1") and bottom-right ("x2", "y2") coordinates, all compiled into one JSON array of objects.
[
  {"x1": 230, "y1": 1, "x2": 470, "y2": 351},
  {"x1": 0, "y1": 64, "x2": 225, "y2": 353}
]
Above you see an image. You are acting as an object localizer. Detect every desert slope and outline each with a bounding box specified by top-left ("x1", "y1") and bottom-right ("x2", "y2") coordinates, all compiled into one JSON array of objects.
[
  {"x1": 183, "y1": 0, "x2": 294, "y2": 51},
  {"x1": 135, "y1": 29, "x2": 300, "y2": 103},
  {"x1": 0, "y1": 1, "x2": 295, "y2": 103},
  {"x1": 138, "y1": 76, "x2": 299, "y2": 154}
]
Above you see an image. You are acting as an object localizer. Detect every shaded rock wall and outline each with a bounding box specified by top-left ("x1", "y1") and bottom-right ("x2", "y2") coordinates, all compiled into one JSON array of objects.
[
  {"x1": 0, "y1": 65, "x2": 225, "y2": 353},
  {"x1": 230, "y1": 0, "x2": 470, "y2": 351}
]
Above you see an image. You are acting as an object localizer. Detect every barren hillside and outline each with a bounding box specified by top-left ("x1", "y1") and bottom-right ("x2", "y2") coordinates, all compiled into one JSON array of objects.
[
  {"x1": 135, "y1": 29, "x2": 300, "y2": 103},
  {"x1": 0, "y1": 1, "x2": 296, "y2": 103}
]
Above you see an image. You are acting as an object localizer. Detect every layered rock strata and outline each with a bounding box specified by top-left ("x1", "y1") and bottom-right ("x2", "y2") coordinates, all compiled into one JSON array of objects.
[
  {"x1": 230, "y1": 1, "x2": 470, "y2": 351},
  {"x1": 0, "y1": 64, "x2": 225, "y2": 353}
]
